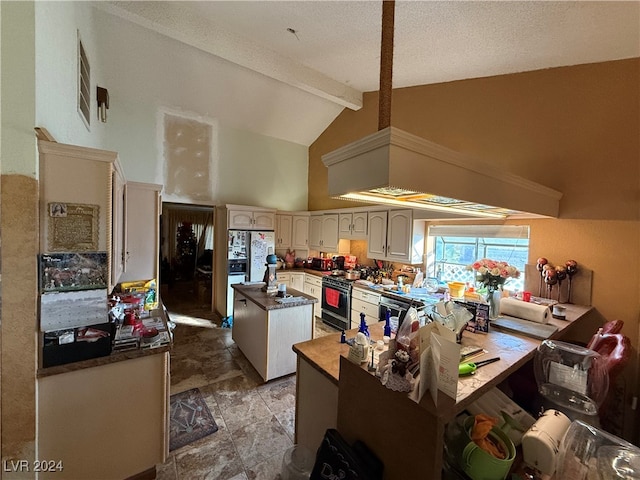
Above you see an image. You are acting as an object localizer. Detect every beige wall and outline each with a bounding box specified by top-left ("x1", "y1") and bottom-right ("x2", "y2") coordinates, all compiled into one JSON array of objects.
[{"x1": 309, "y1": 59, "x2": 640, "y2": 440}]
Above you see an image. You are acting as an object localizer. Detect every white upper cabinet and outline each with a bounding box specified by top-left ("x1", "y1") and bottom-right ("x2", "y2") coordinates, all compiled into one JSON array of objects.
[
  {"x1": 227, "y1": 207, "x2": 276, "y2": 230},
  {"x1": 339, "y1": 212, "x2": 368, "y2": 239},
  {"x1": 291, "y1": 215, "x2": 309, "y2": 250},
  {"x1": 386, "y1": 209, "x2": 413, "y2": 261},
  {"x1": 367, "y1": 211, "x2": 388, "y2": 259},
  {"x1": 367, "y1": 209, "x2": 414, "y2": 262},
  {"x1": 309, "y1": 215, "x2": 323, "y2": 250},
  {"x1": 119, "y1": 182, "x2": 162, "y2": 283},
  {"x1": 310, "y1": 214, "x2": 339, "y2": 251},
  {"x1": 276, "y1": 214, "x2": 293, "y2": 248}
]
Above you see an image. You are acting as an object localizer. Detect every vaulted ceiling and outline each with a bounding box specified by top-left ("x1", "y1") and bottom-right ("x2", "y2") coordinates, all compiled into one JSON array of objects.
[{"x1": 98, "y1": 1, "x2": 640, "y2": 145}]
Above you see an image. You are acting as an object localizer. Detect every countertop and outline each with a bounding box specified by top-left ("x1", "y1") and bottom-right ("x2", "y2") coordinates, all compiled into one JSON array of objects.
[
  {"x1": 232, "y1": 283, "x2": 317, "y2": 311},
  {"x1": 294, "y1": 303, "x2": 595, "y2": 416},
  {"x1": 293, "y1": 323, "x2": 386, "y2": 386},
  {"x1": 38, "y1": 306, "x2": 172, "y2": 378}
]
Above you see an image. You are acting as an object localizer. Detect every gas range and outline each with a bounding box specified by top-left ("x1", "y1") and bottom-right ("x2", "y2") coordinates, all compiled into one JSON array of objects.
[{"x1": 322, "y1": 272, "x2": 356, "y2": 289}]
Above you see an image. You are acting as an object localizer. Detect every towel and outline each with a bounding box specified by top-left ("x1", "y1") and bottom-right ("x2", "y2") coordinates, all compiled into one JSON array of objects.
[
  {"x1": 471, "y1": 414, "x2": 506, "y2": 459},
  {"x1": 325, "y1": 288, "x2": 340, "y2": 308}
]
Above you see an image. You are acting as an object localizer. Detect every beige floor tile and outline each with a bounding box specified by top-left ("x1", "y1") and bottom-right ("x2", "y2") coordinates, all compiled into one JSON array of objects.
[
  {"x1": 257, "y1": 377, "x2": 297, "y2": 414},
  {"x1": 245, "y1": 449, "x2": 287, "y2": 480},
  {"x1": 174, "y1": 428, "x2": 244, "y2": 480},
  {"x1": 162, "y1": 281, "x2": 303, "y2": 479},
  {"x1": 232, "y1": 416, "x2": 293, "y2": 469}
]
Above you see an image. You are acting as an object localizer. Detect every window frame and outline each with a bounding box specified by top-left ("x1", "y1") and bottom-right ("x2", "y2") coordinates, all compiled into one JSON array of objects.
[{"x1": 425, "y1": 225, "x2": 530, "y2": 292}]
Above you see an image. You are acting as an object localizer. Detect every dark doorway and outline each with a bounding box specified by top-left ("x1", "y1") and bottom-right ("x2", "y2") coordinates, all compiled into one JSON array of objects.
[{"x1": 160, "y1": 203, "x2": 214, "y2": 310}]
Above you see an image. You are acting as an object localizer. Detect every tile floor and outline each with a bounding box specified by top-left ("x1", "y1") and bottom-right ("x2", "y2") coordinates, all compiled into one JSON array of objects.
[{"x1": 156, "y1": 281, "x2": 334, "y2": 480}]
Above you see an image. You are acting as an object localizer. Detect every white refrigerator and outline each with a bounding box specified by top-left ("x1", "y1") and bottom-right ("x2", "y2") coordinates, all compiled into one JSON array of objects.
[{"x1": 249, "y1": 231, "x2": 275, "y2": 282}]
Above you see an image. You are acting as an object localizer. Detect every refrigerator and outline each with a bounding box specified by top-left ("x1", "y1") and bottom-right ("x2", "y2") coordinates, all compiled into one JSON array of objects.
[
  {"x1": 248, "y1": 231, "x2": 275, "y2": 282},
  {"x1": 227, "y1": 230, "x2": 275, "y2": 281}
]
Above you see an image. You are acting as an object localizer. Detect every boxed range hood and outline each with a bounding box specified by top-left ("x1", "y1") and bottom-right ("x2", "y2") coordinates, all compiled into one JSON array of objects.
[{"x1": 321, "y1": 126, "x2": 563, "y2": 219}]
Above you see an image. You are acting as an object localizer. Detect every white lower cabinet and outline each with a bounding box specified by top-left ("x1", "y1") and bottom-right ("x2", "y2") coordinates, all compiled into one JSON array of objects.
[
  {"x1": 350, "y1": 287, "x2": 381, "y2": 330},
  {"x1": 37, "y1": 352, "x2": 169, "y2": 479},
  {"x1": 303, "y1": 274, "x2": 322, "y2": 320},
  {"x1": 290, "y1": 273, "x2": 305, "y2": 292},
  {"x1": 276, "y1": 271, "x2": 291, "y2": 287}
]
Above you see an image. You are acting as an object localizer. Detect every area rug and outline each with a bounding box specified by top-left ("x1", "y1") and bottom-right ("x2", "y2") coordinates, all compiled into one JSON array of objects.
[{"x1": 170, "y1": 387, "x2": 218, "y2": 451}]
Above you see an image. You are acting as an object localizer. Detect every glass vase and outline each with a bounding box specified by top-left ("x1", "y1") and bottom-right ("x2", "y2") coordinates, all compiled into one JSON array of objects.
[{"x1": 487, "y1": 287, "x2": 501, "y2": 320}]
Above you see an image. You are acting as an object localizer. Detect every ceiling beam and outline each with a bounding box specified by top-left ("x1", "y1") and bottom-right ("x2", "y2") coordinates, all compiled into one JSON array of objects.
[{"x1": 97, "y1": 1, "x2": 363, "y2": 111}]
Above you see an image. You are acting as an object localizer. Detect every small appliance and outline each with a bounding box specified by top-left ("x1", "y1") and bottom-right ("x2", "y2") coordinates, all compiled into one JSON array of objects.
[{"x1": 311, "y1": 257, "x2": 334, "y2": 271}]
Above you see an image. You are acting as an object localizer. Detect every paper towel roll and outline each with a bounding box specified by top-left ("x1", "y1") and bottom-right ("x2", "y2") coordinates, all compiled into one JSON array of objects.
[{"x1": 500, "y1": 297, "x2": 550, "y2": 324}]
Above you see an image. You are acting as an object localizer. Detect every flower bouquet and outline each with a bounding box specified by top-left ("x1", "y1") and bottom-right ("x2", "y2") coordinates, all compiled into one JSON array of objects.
[{"x1": 467, "y1": 259, "x2": 520, "y2": 318}]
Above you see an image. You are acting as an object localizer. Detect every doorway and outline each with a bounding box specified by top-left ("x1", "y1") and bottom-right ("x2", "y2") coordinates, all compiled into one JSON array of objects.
[{"x1": 160, "y1": 203, "x2": 215, "y2": 310}]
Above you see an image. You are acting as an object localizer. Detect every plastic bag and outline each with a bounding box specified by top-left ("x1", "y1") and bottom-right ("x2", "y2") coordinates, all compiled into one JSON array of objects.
[
  {"x1": 428, "y1": 301, "x2": 473, "y2": 343},
  {"x1": 396, "y1": 307, "x2": 421, "y2": 368}
]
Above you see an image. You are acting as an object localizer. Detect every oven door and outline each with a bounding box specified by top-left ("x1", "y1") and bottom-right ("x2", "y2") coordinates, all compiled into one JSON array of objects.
[
  {"x1": 321, "y1": 285, "x2": 350, "y2": 330},
  {"x1": 379, "y1": 296, "x2": 410, "y2": 332}
]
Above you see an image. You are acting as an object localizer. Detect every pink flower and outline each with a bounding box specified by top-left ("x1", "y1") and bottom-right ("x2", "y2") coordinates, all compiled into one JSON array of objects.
[{"x1": 472, "y1": 261, "x2": 482, "y2": 270}]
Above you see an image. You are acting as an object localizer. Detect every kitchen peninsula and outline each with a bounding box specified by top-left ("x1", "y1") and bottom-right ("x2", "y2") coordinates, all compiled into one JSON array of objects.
[
  {"x1": 232, "y1": 283, "x2": 316, "y2": 381},
  {"x1": 293, "y1": 303, "x2": 597, "y2": 479}
]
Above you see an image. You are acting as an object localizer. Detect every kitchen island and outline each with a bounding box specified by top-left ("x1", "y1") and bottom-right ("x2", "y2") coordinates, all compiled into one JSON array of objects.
[
  {"x1": 293, "y1": 303, "x2": 600, "y2": 479},
  {"x1": 232, "y1": 283, "x2": 316, "y2": 382}
]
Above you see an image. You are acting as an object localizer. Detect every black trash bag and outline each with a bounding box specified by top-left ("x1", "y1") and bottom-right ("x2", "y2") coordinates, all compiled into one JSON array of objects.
[{"x1": 311, "y1": 429, "x2": 383, "y2": 480}]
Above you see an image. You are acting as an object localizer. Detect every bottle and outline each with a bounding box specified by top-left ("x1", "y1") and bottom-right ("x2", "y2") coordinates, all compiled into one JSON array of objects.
[
  {"x1": 340, "y1": 330, "x2": 346, "y2": 344},
  {"x1": 358, "y1": 312, "x2": 370, "y2": 338},
  {"x1": 384, "y1": 309, "x2": 392, "y2": 337}
]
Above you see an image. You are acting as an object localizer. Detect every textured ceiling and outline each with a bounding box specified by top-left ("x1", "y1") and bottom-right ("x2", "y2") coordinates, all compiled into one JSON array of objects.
[
  {"x1": 99, "y1": 0, "x2": 640, "y2": 145},
  {"x1": 164, "y1": 1, "x2": 639, "y2": 91}
]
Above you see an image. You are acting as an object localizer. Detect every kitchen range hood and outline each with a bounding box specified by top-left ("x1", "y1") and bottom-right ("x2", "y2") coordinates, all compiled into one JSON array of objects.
[{"x1": 321, "y1": 126, "x2": 563, "y2": 219}]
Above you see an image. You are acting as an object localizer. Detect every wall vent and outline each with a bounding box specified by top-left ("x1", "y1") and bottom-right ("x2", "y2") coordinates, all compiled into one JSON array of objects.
[{"x1": 78, "y1": 32, "x2": 90, "y2": 129}]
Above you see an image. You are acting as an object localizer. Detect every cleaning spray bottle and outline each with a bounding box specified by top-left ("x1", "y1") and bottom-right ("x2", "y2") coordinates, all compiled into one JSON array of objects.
[
  {"x1": 358, "y1": 312, "x2": 370, "y2": 338},
  {"x1": 384, "y1": 309, "x2": 392, "y2": 338}
]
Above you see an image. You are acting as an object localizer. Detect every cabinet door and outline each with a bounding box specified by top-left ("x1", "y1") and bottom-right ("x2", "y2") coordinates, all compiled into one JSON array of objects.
[
  {"x1": 291, "y1": 215, "x2": 309, "y2": 250},
  {"x1": 254, "y1": 211, "x2": 276, "y2": 230},
  {"x1": 367, "y1": 211, "x2": 388, "y2": 259},
  {"x1": 386, "y1": 209, "x2": 413, "y2": 262},
  {"x1": 119, "y1": 182, "x2": 161, "y2": 283},
  {"x1": 228, "y1": 210, "x2": 254, "y2": 229},
  {"x1": 111, "y1": 167, "x2": 127, "y2": 287},
  {"x1": 338, "y1": 213, "x2": 352, "y2": 238},
  {"x1": 276, "y1": 214, "x2": 293, "y2": 248},
  {"x1": 351, "y1": 212, "x2": 368, "y2": 238},
  {"x1": 309, "y1": 215, "x2": 323, "y2": 249},
  {"x1": 276, "y1": 272, "x2": 291, "y2": 287},
  {"x1": 304, "y1": 277, "x2": 322, "y2": 318},
  {"x1": 290, "y1": 273, "x2": 305, "y2": 292},
  {"x1": 321, "y1": 214, "x2": 339, "y2": 251}
]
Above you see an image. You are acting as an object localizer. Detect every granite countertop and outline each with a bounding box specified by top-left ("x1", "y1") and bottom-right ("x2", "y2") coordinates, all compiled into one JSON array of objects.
[
  {"x1": 37, "y1": 344, "x2": 170, "y2": 378},
  {"x1": 232, "y1": 283, "x2": 317, "y2": 311},
  {"x1": 275, "y1": 268, "x2": 327, "y2": 278}
]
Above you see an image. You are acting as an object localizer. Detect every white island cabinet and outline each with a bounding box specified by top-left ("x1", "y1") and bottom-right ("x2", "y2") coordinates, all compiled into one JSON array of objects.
[{"x1": 232, "y1": 284, "x2": 316, "y2": 381}]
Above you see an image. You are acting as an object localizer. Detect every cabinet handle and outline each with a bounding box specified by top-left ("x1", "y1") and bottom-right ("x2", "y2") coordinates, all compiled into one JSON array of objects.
[{"x1": 239, "y1": 298, "x2": 247, "y2": 306}]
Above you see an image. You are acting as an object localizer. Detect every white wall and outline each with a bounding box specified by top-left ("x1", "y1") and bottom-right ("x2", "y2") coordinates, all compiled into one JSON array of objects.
[
  {"x1": 35, "y1": 2, "x2": 108, "y2": 149},
  {"x1": 32, "y1": 3, "x2": 310, "y2": 211}
]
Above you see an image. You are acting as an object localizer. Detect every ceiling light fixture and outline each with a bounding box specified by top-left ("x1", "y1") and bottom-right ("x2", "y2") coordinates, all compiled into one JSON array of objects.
[{"x1": 322, "y1": 0, "x2": 562, "y2": 219}]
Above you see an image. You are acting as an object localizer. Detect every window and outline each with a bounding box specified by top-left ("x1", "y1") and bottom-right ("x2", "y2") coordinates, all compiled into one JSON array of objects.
[
  {"x1": 426, "y1": 225, "x2": 529, "y2": 291},
  {"x1": 78, "y1": 33, "x2": 90, "y2": 128}
]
